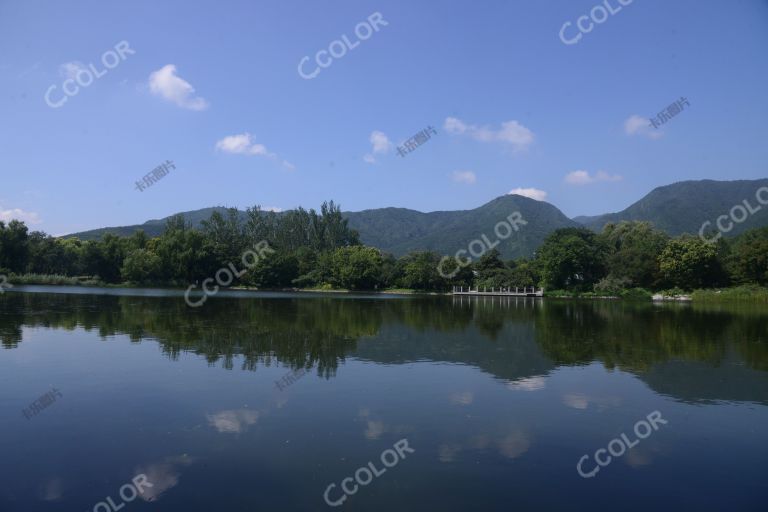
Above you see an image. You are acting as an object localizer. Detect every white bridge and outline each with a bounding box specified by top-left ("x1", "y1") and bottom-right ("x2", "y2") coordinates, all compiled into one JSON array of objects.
[{"x1": 451, "y1": 286, "x2": 544, "y2": 297}]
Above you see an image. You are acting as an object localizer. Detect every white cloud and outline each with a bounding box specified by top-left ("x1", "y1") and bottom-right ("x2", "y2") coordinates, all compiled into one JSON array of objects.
[
  {"x1": 624, "y1": 114, "x2": 663, "y2": 139},
  {"x1": 148, "y1": 64, "x2": 209, "y2": 111},
  {"x1": 438, "y1": 443, "x2": 462, "y2": 463},
  {"x1": 508, "y1": 188, "x2": 547, "y2": 201},
  {"x1": 452, "y1": 170, "x2": 476, "y2": 185},
  {"x1": 564, "y1": 170, "x2": 623, "y2": 185},
  {"x1": 134, "y1": 455, "x2": 194, "y2": 502},
  {"x1": 370, "y1": 130, "x2": 392, "y2": 154},
  {"x1": 263, "y1": 206, "x2": 283, "y2": 212},
  {"x1": 565, "y1": 170, "x2": 592, "y2": 185},
  {"x1": 216, "y1": 133, "x2": 293, "y2": 170},
  {"x1": 444, "y1": 117, "x2": 534, "y2": 151},
  {"x1": 365, "y1": 420, "x2": 385, "y2": 440},
  {"x1": 443, "y1": 117, "x2": 468, "y2": 134},
  {"x1": 206, "y1": 409, "x2": 259, "y2": 433},
  {"x1": 450, "y1": 391, "x2": 474, "y2": 405},
  {"x1": 59, "y1": 61, "x2": 86, "y2": 80},
  {"x1": 507, "y1": 376, "x2": 546, "y2": 391},
  {"x1": 497, "y1": 121, "x2": 535, "y2": 148},
  {"x1": 216, "y1": 132, "x2": 296, "y2": 171},
  {"x1": 497, "y1": 430, "x2": 531, "y2": 459},
  {"x1": 363, "y1": 131, "x2": 392, "y2": 164},
  {"x1": 0, "y1": 206, "x2": 42, "y2": 224},
  {"x1": 216, "y1": 133, "x2": 268, "y2": 155},
  {"x1": 563, "y1": 393, "x2": 589, "y2": 410}
]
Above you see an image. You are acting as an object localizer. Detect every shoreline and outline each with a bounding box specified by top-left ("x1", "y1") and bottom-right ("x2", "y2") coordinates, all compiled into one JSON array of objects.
[{"x1": 3, "y1": 280, "x2": 766, "y2": 303}]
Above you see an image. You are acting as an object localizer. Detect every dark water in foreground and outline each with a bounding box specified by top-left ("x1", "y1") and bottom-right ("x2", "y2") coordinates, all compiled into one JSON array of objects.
[{"x1": 1, "y1": 286, "x2": 767, "y2": 511}]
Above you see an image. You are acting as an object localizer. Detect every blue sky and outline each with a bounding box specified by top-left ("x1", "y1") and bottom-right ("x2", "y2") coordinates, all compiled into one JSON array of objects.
[{"x1": 1, "y1": 0, "x2": 767, "y2": 235}]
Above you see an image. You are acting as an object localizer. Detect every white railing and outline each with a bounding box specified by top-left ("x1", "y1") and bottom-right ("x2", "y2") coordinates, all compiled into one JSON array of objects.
[{"x1": 452, "y1": 286, "x2": 544, "y2": 296}]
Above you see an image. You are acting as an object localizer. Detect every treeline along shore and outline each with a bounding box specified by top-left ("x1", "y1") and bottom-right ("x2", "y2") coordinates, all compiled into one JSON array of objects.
[{"x1": 0, "y1": 201, "x2": 766, "y2": 301}]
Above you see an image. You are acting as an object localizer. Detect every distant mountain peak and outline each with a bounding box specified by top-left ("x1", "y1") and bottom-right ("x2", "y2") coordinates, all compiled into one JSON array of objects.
[{"x1": 66, "y1": 178, "x2": 768, "y2": 257}]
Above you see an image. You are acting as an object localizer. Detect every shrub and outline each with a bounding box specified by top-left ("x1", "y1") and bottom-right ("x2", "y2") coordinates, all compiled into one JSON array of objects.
[
  {"x1": 692, "y1": 285, "x2": 768, "y2": 303},
  {"x1": 620, "y1": 288, "x2": 652, "y2": 301},
  {"x1": 594, "y1": 276, "x2": 631, "y2": 295}
]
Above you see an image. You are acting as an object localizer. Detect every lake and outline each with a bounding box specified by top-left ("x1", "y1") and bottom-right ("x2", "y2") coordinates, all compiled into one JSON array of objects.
[{"x1": 1, "y1": 286, "x2": 767, "y2": 511}]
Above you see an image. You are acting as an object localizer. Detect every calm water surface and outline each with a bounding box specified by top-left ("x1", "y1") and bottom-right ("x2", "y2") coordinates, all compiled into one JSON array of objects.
[{"x1": 1, "y1": 286, "x2": 767, "y2": 511}]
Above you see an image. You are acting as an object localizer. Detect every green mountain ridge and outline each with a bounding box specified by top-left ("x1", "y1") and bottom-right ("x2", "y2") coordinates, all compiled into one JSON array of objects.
[
  {"x1": 66, "y1": 178, "x2": 768, "y2": 259},
  {"x1": 575, "y1": 178, "x2": 768, "y2": 236}
]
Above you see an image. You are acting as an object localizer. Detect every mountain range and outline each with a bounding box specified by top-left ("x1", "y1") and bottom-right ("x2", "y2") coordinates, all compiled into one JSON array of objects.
[{"x1": 68, "y1": 178, "x2": 768, "y2": 259}]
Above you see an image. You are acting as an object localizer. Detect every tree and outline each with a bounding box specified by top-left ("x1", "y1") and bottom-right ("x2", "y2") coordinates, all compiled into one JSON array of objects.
[
  {"x1": 507, "y1": 258, "x2": 540, "y2": 288},
  {"x1": 599, "y1": 221, "x2": 669, "y2": 288},
  {"x1": 329, "y1": 246, "x2": 383, "y2": 290},
  {"x1": 727, "y1": 226, "x2": 768, "y2": 285},
  {"x1": 378, "y1": 253, "x2": 401, "y2": 289},
  {"x1": 248, "y1": 252, "x2": 299, "y2": 288},
  {"x1": 93, "y1": 234, "x2": 127, "y2": 283},
  {"x1": 474, "y1": 249, "x2": 505, "y2": 273},
  {"x1": 658, "y1": 236, "x2": 727, "y2": 290},
  {"x1": 397, "y1": 251, "x2": 447, "y2": 291},
  {"x1": 320, "y1": 201, "x2": 360, "y2": 250},
  {"x1": 0, "y1": 220, "x2": 30, "y2": 272},
  {"x1": 201, "y1": 208, "x2": 246, "y2": 265},
  {"x1": 536, "y1": 228, "x2": 608, "y2": 291},
  {"x1": 473, "y1": 249, "x2": 516, "y2": 289},
  {"x1": 121, "y1": 249, "x2": 161, "y2": 283},
  {"x1": 27, "y1": 233, "x2": 83, "y2": 275},
  {"x1": 155, "y1": 215, "x2": 216, "y2": 283},
  {"x1": 244, "y1": 206, "x2": 270, "y2": 246},
  {"x1": 475, "y1": 268, "x2": 516, "y2": 289}
]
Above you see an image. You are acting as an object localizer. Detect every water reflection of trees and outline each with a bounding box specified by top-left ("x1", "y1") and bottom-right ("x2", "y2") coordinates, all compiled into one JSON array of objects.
[
  {"x1": 1, "y1": 292, "x2": 766, "y2": 377},
  {"x1": 533, "y1": 301, "x2": 768, "y2": 372},
  {"x1": 0, "y1": 293, "x2": 383, "y2": 377}
]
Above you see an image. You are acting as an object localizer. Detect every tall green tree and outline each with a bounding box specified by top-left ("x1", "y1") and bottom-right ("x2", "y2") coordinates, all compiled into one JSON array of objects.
[
  {"x1": 397, "y1": 251, "x2": 447, "y2": 291},
  {"x1": 0, "y1": 220, "x2": 29, "y2": 272},
  {"x1": 201, "y1": 208, "x2": 246, "y2": 264},
  {"x1": 658, "y1": 236, "x2": 727, "y2": 290},
  {"x1": 727, "y1": 226, "x2": 768, "y2": 285},
  {"x1": 536, "y1": 228, "x2": 608, "y2": 291},
  {"x1": 121, "y1": 249, "x2": 162, "y2": 283},
  {"x1": 329, "y1": 246, "x2": 383, "y2": 290},
  {"x1": 599, "y1": 221, "x2": 669, "y2": 288}
]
